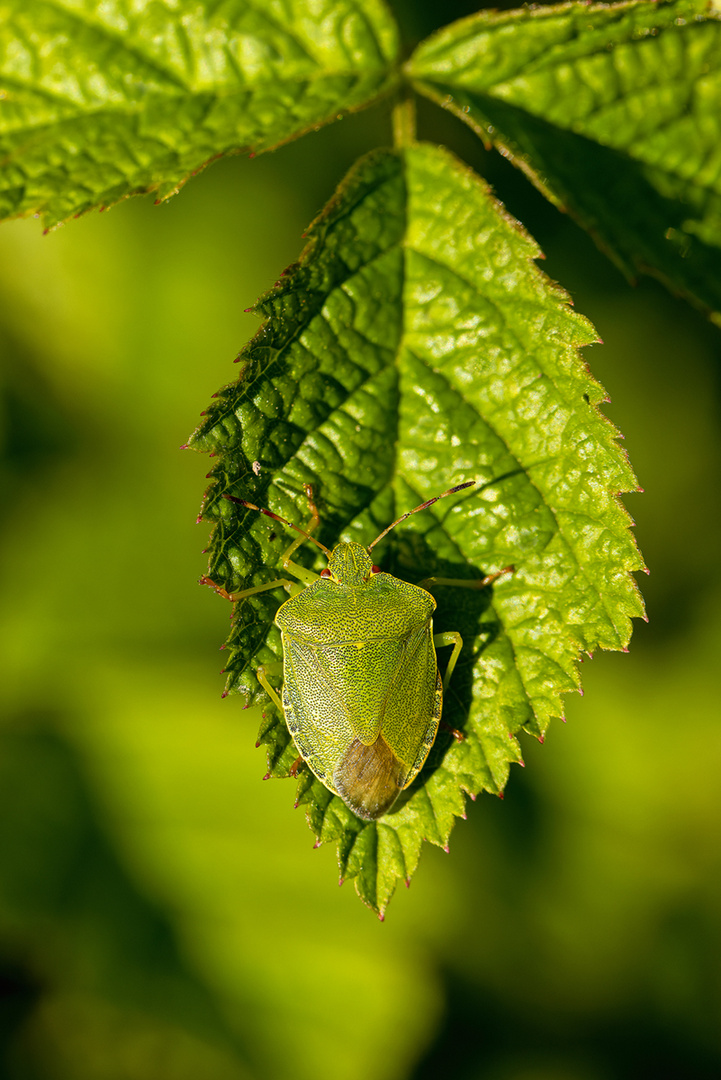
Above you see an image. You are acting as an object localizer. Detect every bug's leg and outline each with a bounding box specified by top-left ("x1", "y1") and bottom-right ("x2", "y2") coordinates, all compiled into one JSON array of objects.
[
  {"x1": 433, "y1": 630, "x2": 466, "y2": 741},
  {"x1": 289, "y1": 756, "x2": 305, "y2": 778},
  {"x1": 425, "y1": 570, "x2": 514, "y2": 743},
  {"x1": 256, "y1": 661, "x2": 284, "y2": 711},
  {"x1": 423, "y1": 566, "x2": 514, "y2": 685},
  {"x1": 201, "y1": 489, "x2": 325, "y2": 599},
  {"x1": 277, "y1": 483, "x2": 322, "y2": 586},
  {"x1": 200, "y1": 575, "x2": 298, "y2": 602},
  {"x1": 433, "y1": 631, "x2": 464, "y2": 693},
  {"x1": 423, "y1": 565, "x2": 514, "y2": 691},
  {"x1": 440, "y1": 718, "x2": 465, "y2": 742},
  {"x1": 212, "y1": 484, "x2": 326, "y2": 595},
  {"x1": 420, "y1": 565, "x2": 515, "y2": 593}
]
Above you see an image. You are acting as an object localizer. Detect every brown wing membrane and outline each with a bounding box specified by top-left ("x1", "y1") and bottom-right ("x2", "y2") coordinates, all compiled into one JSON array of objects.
[{"x1": 333, "y1": 736, "x2": 405, "y2": 821}]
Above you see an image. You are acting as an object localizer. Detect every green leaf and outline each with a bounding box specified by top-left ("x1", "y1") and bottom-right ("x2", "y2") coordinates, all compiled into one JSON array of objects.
[
  {"x1": 407, "y1": 0, "x2": 721, "y2": 320},
  {"x1": 189, "y1": 143, "x2": 645, "y2": 916},
  {"x1": 0, "y1": 0, "x2": 399, "y2": 229}
]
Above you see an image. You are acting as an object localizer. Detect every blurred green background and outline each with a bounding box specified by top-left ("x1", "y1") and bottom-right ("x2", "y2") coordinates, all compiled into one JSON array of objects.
[{"x1": 2, "y1": 4, "x2": 721, "y2": 1076}]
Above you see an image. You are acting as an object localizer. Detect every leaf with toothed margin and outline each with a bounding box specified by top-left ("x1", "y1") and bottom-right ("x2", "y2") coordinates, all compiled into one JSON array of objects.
[
  {"x1": 407, "y1": 0, "x2": 721, "y2": 321},
  {"x1": 0, "y1": 0, "x2": 399, "y2": 229},
  {"x1": 188, "y1": 142, "x2": 645, "y2": 916}
]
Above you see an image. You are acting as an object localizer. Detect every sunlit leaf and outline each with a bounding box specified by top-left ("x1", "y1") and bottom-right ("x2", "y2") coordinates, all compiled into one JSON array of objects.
[
  {"x1": 407, "y1": 0, "x2": 721, "y2": 319},
  {"x1": 189, "y1": 143, "x2": 645, "y2": 915},
  {"x1": 0, "y1": 0, "x2": 399, "y2": 228}
]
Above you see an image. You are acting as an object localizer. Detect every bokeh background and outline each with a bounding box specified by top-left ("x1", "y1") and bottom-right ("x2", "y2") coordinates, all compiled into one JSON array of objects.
[{"x1": 2, "y1": 3, "x2": 721, "y2": 1077}]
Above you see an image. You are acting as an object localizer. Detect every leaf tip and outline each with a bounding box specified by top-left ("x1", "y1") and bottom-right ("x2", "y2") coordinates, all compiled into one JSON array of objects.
[
  {"x1": 262, "y1": 772, "x2": 271, "y2": 781},
  {"x1": 338, "y1": 877, "x2": 344, "y2": 887}
]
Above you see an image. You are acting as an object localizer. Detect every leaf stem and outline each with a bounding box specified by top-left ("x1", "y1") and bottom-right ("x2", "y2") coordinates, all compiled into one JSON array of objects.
[{"x1": 392, "y1": 93, "x2": 416, "y2": 148}]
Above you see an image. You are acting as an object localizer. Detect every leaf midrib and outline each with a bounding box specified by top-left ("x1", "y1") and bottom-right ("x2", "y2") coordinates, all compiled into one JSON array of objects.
[
  {"x1": 0, "y1": 69, "x2": 394, "y2": 133},
  {"x1": 17, "y1": 0, "x2": 394, "y2": 101},
  {"x1": 216, "y1": 147, "x2": 628, "y2": 660},
  {"x1": 408, "y1": 0, "x2": 707, "y2": 88}
]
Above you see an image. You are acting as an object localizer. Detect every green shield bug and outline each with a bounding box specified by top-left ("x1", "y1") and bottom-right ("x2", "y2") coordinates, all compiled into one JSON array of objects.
[{"x1": 204, "y1": 482, "x2": 512, "y2": 821}]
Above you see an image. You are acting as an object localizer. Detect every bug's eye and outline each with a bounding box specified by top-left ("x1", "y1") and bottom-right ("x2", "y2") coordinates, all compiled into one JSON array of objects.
[
  {"x1": 320, "y1": 568, "x2": 332, "y2": 579},
  {"x1": 371, "y1": 565, "x2": 382, "y2": 574}
]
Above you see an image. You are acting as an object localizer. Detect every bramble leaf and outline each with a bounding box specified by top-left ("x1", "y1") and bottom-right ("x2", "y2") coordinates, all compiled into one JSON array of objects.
[
  {"x1": 407, "y1": 0, "x2": 721, "y2": 320},
  {"x1": 189, "y1": 144, "x2": 645, "y2": 916},
  {"x1": 0, "y1": 0, "x2": 399, "y2": 228}
]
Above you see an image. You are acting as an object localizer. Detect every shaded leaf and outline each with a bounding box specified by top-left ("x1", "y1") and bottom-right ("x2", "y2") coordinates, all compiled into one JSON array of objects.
[
  {"x1": 0, "y1": 0, "x2": 399, "y2": 228},
  {"x1": 407, "y1": 0, "x2": 721, "y2": 320},
  {"x1": 190, "y1": 143, "x2": 645, "y2": 915}
]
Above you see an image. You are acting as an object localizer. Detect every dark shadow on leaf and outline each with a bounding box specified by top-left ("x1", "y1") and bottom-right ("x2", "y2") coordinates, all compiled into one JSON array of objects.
[
  {"x1": 381, "y1": 528, "x2": 507, "y2": 803},
  {"x1": 424, "y1": 86, "x2": 721, "y2": 318}
]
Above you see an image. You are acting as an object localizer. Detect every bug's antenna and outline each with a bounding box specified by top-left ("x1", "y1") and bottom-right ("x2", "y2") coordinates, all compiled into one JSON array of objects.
[
  {"x1": 223, "y1": 494, "x2": 332, "y2": 557},
  {"x1": 367, "y1": 481, "x2": 477, "y2": 552}
]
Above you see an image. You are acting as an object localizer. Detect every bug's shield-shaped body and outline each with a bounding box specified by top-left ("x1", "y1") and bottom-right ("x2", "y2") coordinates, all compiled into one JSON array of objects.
[{"x1": 276, "y1": 567, "x2": 442, "y2": 821}]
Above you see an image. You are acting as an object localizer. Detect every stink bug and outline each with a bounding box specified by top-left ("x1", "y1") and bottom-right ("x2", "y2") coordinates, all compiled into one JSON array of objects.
[{"x1": 203, "y1": 483, "x2": 512, "y2": 821}]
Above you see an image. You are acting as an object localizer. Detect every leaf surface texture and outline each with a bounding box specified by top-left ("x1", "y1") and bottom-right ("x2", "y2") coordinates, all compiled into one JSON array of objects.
[
  {"x1": 190, "y1": 144, "x2": 645, "y2": 914},
  {"x1": 408, "y1": 0, "x2": 721, "y2": 317},
  {"x1": 0, "y1": 0, "x2": 398, "y2": 226}
]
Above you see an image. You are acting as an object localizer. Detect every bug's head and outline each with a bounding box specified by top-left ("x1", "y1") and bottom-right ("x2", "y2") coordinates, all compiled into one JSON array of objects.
[{"x1": 326, "y1": 542, "x2": 376, "y2": 587}]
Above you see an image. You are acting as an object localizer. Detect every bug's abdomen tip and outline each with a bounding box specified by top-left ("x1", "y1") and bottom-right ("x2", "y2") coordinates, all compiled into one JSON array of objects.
[{"x1": 333, "y1": 736, "x2": 405, "y2": 820}]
